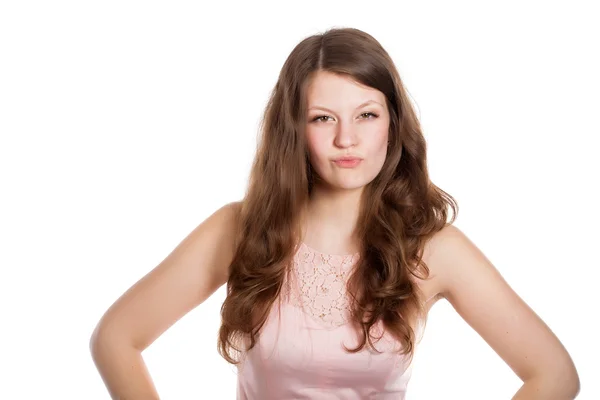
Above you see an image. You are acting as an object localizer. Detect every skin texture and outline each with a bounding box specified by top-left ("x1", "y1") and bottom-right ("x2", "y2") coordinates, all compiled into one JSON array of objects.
[{"x1": 305, "y1": 71, "x2": 390, "y2": 193}]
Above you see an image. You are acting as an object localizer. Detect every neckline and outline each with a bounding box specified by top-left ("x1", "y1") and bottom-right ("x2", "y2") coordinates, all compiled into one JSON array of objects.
[{"x1": 300, "y1": 241, "x2": 361, "y2": 258}]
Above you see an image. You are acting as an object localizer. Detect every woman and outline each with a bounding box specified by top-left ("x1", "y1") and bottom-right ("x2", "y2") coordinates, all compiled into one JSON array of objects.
[{"x1": 90, "y1": 27, "x2": 580, "y2": 399}]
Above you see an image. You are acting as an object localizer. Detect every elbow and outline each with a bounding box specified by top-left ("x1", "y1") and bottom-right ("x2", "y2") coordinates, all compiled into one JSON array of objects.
[
  {"x1": 89, "y1": 323, "x2": 130, "y2": 357},
  {"x1": 559, "y1": 358, "x2": 581, "y2": 399},
  {"x1": 532, "y1": 366, "x2": 581, "y2": 399},
  {"x1": 89, "y1": 329, "x2": 105, "y2": 357},
  {"x1": 89, "y1": 322, "x2": 110, "y2": 353},
  {"x1": 551, "y1": 368, "x2": 580, "y2": 399},
  {"x1": 558, "y1": 379, "x2": 580, "y2": 400},
  {"x1": 89, "y1": 326, "x2": 110, "y2": 360},
  {"x1": 566, "y1": 371, "x2": 581, "y2": 399}
]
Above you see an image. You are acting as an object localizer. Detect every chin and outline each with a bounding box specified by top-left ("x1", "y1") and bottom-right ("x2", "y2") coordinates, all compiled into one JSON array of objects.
[{"x1": 330, "y1": 179, "x2": 372, "y2": 191}]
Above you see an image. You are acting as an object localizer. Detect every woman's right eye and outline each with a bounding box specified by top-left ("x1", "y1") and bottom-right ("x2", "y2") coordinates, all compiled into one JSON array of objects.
[{"x1": 311, "y1": 115, "x2": 331, "y2": 123}]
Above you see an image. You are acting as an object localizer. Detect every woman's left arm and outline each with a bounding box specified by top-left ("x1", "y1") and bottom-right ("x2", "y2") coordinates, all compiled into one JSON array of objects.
[{"x1": 428, "y1": 225, "x2": 580, "y2": 399}]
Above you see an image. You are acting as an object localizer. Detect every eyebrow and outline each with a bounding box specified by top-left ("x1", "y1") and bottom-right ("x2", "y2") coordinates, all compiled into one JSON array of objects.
[{"x1": 308, "y1": 99, "x2": 383, "y2": 113}]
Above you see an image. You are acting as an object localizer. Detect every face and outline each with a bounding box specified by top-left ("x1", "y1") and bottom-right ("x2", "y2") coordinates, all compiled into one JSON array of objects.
[{"x1": 305, "y1": 71, "x2": 390, "y2": 192}]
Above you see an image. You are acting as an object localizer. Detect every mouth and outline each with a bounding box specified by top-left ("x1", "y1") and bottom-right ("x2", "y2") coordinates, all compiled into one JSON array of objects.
[
  {"x1": 333, "y1": 156, "x2": 362, "y2": 162},
  {"x1": 333, "y1": 157, "x2": 362, "y2": 168}
]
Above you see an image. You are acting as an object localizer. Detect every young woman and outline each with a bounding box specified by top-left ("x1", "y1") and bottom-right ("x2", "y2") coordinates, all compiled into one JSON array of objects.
[{"x1": 90, "y1": 27, "x2": 580, "y2": 399}]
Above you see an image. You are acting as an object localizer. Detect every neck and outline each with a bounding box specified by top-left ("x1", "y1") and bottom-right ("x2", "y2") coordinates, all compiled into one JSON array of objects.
[{"x1": 300, "y1": 185, "x2": 363, "y2": 251}]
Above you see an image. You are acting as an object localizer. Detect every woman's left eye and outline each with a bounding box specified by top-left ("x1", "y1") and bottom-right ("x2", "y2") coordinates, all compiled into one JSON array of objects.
[{"x1": 360, "y1": 112, "x2": 378, "y2": 119}]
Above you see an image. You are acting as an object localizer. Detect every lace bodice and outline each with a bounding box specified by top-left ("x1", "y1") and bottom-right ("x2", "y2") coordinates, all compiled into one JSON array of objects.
[{"x1": 281, "y1": 241, "x2": 361, "y2": 328}]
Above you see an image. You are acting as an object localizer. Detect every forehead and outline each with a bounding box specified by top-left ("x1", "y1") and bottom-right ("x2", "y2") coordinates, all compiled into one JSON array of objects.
[{"x1": 306, "y1": 71, "x2": 385, "y2": 106}]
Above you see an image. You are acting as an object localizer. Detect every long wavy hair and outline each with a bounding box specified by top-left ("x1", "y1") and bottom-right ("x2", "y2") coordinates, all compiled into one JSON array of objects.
[{"x1": 218, "y1": 27, "x2": 458, "y2": 365}]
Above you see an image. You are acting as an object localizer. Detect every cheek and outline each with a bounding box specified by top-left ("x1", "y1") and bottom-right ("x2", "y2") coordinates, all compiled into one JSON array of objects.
[
  {"x1": 371, "y1": 141, "x2": 388, "y2": 170},
  {"x1": 366, "y1": 129, "x2": 389, "y2": 169},
  {"x1": 369, "y1": 128, "x2": 389, "y2": 155},
  {"x1": 305, "y1": 134, "x2": 328, "y2": 163}
]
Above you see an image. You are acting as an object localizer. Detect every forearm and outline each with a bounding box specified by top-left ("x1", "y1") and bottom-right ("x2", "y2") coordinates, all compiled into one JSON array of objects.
[
  {"x1": 90, "y1": 337, "x2": 160, "y2": 400},
  {"x1": 512, "y1": 376, "x2": 579, "y2": 400}
]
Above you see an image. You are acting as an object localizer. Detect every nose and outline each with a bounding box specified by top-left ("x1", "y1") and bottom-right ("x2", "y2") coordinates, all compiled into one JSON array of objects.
[{"x1": 333, "y1": 120, "x2": 358, "y2": 149}]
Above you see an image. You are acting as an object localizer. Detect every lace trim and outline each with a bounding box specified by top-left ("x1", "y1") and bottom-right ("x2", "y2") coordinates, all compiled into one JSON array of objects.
[{"x1": 282, "y1": 242, "x2": 361, "y2": 328}]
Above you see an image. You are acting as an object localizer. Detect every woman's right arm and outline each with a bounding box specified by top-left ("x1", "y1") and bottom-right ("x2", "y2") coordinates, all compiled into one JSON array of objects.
[{"x1": 89, "y1": 201, "x2": 241, "y2": 399}]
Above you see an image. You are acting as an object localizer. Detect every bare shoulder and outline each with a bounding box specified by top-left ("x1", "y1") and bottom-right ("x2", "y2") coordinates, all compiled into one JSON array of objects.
[
  {"x1": 416, "y1": 224, "x2": 464, "y2": 306},
  {"x1": 154, "y1": 200, "x2": 243, "y2": 296},
  {"x1": 420, "y1": 223, "x2": 477, "y2": 298},
  {"x1": 90, "y1": 200, "x2": 243, "y2": 351}
]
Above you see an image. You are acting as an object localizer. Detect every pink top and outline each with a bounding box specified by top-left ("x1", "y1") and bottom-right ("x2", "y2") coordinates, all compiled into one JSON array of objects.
[{"x1": 236, "y1": 242, "x2": 424, "y2": 399}]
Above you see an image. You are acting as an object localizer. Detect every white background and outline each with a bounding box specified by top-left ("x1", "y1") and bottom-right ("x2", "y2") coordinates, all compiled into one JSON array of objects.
[{"x1": 1, "y1": 1, "x2": 598, "y2": 399}]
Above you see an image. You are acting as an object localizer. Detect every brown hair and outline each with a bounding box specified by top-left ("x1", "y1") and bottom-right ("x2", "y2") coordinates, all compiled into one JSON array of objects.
[{"x1": 217, "y1": 27, "x2": 458, "y2": 364}]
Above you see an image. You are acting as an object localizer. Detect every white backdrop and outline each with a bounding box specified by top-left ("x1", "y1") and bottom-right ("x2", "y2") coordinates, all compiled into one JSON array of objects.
[{"x1": 1, "y1": 1, "x2": 597, "y2": 399}]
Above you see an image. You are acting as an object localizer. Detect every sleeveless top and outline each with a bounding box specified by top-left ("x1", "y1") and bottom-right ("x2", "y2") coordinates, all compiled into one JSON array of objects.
[{"x1": 235, "y1": 242, "x2": 425, "y2": 399}]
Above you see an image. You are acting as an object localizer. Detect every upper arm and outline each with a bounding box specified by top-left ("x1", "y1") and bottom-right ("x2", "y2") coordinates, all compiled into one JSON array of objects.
[
  {"x1": 90, "y1": 201, "x2": 242, "y2": 351},
  {"x1": 427, "y1": 225, "x2": 579, "y2": 390}
]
